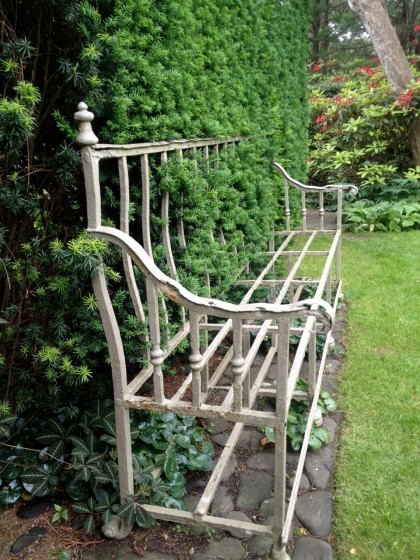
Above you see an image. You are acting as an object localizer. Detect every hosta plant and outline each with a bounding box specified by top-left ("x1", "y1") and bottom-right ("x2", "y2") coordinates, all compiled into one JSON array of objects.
[{"x1": 264, "y1": 378, "x2": 337, "y2": 451}]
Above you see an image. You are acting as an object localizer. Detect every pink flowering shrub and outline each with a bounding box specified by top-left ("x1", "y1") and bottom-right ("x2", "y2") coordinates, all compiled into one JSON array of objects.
[
  {"x1": 308, "y1": 57, "x2": 420, "y2": 231},
  {"x1": 308, "y1": 57, "x2": 420, "y2": 190}
]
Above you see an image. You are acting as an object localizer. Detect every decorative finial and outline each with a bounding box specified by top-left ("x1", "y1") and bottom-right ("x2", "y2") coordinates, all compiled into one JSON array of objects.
[{"x1": 74, "y1": 101, "x2": 99, "y2": 145}]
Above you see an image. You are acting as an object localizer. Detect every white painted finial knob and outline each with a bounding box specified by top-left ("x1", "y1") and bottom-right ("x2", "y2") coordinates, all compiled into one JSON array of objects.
[{"x1": 74, "y1": 101, "x2": 99, "y2": 145}]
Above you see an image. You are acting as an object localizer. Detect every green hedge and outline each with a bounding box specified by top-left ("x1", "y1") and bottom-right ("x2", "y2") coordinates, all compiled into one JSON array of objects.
[{"x1": 0, "y1": 0, "x2": 311, "y2": 413}]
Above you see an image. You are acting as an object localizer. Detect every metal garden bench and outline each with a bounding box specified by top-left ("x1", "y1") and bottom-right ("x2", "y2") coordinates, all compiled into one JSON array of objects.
[{"x1": 75, "y1": 102, "x2": 357, "y2": 560}]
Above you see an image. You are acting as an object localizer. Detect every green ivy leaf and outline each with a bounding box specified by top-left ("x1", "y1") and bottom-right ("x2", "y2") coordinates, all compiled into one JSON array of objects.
[
  {"x1": 66, "y1": 479, "x2": 90, "y2": 501},
  {"x1": 31, "y1": 478, "x2": 52, "y2": 497},
  {"x1": 74, "y1": 465, "x2": 91, "y2": 482},
  {"x1": 135, "y1": 506, "x2": 152, "y2": 528},
  {"x1": 164, "y1": 456, "x2": 177, "y2": 478},
  {"x1": 2, "y1": 464, "x2": 23, "y2": 481},
  {"x1": 118, "y1": 501, "x2": 136, "y2": 526},
  {"x1": 0, "y1": 480, "x2": 23, "y2": 505},
  {"x1": 102, "y1": 509, "x2": 113, "y2": 524},
  {"x1": 163, "y1": 496, "x2": 184, "y2": 510},
  {"x1": 264, "y1": 426, "x2": 275, "y2": 443},
  {"x1": 174, "y1": 434, "x2": 190, "y2": 449},
  {"x1": 71, "y1": 501, "x2": 92, "y2": 515},
  {"x1": 84, "y1": 514, "x2": 96, "y2": 532}
]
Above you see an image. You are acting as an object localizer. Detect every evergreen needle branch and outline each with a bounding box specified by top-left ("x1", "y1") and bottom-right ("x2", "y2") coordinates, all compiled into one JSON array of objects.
[{"x1": 0, "y1": 441, "x2": 73, "y2": 468}]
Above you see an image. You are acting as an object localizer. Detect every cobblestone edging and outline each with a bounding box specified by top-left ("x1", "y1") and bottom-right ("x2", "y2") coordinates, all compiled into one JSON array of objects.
[{"x1": 10, "y1": 311, "x2": 346, "y2": 560}]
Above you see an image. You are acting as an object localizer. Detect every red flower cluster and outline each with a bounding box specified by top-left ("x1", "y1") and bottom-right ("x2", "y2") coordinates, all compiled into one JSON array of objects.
[
  {"x1": 414, "y1": 24, "x2": 420, "y2": 33},
  {"x1": 369, "y1": 81, "x2": 378, "y2": 89},
  {"x1": 313, "y1": 64, "x2": 322, "y2": 73},
  {"x1": 371, "y1": 56, "x2": 380, "y2": 63},
  {"x1": 397, "y1": 89, "x2": 413, "y2": 108},
  {"x1": 356, "y1": 66, "x2": 375, "y2": 76},
  {"x1": 333, "y1": 94, "x2": 354, "y2": 107},
  {"x1": 332, "y1": 75, "x2": 346, "y2": 83},
  {"x1": 315, "y1": 114, "x2": 327, "y2": 123},
  {"x1": 411, "y1": 39, "x2": 420, "y2": 46},
  {"x1": 319, "y1": 125, "x2": 331, "y2": 133}
]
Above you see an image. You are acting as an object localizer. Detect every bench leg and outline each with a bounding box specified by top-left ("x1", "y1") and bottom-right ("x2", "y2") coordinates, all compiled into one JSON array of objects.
[
  {"x1": 102, "y1": 514, "x2": 132, "y2": 540},
  {"x1": 271, "y1": 318, "x2": 290, "y2": 556},
  {"x1": 101, "y1": 404, "x2": 134, "y2": 539},
  {"x1": 115, "y1": 404, "x2": 134, "y2": 502},
  {"x1": 336, "y1": 236, "x2": 342, "y2": 284}
]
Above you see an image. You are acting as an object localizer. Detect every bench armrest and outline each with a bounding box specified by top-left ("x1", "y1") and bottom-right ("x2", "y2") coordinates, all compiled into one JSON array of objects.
[
  {"x1": 88, "y1": 226, "x2": 334, "y2": 333},
  {"x1": 273, "y1": 162, "x2": 358, "y2": 196}
]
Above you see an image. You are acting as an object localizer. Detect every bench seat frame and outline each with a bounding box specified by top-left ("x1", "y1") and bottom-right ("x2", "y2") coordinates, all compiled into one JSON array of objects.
[{"x1": 75, "y1": 103, "x2": 357, "y2": 559}]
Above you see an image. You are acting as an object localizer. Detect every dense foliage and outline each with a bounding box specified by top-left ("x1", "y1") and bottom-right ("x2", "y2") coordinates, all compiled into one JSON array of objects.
[
  {"x1": 0, "y1": 0, "x2": 313, "y2": 518},
  {"x1": 0, "y1": 403, "x2": 214, "y2": 530},
  {"x1": 308, "y1": 55, "x2": 420, "y2": 231},
  {"x1": 1, "y1": 0, "x2": 311, "y2": 415}
]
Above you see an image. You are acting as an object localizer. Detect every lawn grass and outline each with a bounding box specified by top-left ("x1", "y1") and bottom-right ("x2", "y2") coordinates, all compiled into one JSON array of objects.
[{"x1": 333, "y1": 231, "x2": 420, "y2": 560}]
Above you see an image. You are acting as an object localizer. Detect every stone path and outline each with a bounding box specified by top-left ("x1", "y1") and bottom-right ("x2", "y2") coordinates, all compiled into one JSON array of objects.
[{"x1": 9, "y1": 311, "x2": 346, "y2": 560}]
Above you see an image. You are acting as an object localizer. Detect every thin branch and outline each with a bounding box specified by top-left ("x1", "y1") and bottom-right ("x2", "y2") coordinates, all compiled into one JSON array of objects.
[{"x1": 0, "y1": 441, "x2": 73, "y2": 468}]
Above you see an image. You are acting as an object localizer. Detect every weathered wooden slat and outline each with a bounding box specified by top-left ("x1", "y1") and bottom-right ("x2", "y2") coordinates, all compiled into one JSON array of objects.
[
  {"x1": 266, "y1": 250, "x2": 331, "y2": 256},
  {"x1": 119, "y1": 157, "x2": 148, "y2": 328},
  {"x1": 194, "y1": 422, "x2": 244, "y2": 517},
  {"x1": 235, "y1": 279, "x2": 322, "y2": 286},
  {"x1": 125, "y1": 323, "x2": 190, "y2": 396},
  {"x1": 91, "y1": 136, "x2": 247, "y2": 159},
  {"x1": 140, "y1": 504, "x2": 273, "y2": 537},
  {"x1": 199, "y1": 323, "x2": 306, "y2": 335},
  {"x1": 319, "y1": 191, "x2": 325, "y2": 230},
  {"x1": 301, "y1": 191, "x2": 307, "y2": 231},
  {"x1": 272, "y1": 317, "x2": 290, "y2": 552},
  {"x1": 189, "y1": 310, "x2": 203, "y2": 407},
  {"x1": 124, "y1": 395, "x2": 280, "y2": 428},
  {"x1": 282, "y1": 333, "x2": 330, "y2": 544}
]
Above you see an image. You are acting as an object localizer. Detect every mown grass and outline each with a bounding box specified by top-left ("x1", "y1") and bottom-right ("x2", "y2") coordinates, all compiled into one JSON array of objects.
[{"x1": 333, "y1": 231, "x2": 420, "y2": 560}]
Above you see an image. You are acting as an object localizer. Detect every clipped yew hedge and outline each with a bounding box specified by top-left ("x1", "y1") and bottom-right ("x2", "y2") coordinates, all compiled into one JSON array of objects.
[{"x1": 0, "y1": 0, "x2": 311, "y2": 413}]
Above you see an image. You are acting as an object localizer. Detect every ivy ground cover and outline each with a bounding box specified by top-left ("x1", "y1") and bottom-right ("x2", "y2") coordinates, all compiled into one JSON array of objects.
[{"x1": 333, "y1": 231, "x2": 420, "y2": 560}]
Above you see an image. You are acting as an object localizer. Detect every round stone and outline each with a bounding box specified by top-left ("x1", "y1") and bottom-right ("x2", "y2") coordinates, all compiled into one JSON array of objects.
[
  {"x1": 225, "y1": 511, "x2": 254, "y2": 538},
  {"x1": 236, "y1": 470, "x2": 273, "y2": 511},
  {"x1": 287, "y1": 473, "x2": 311, "y2": 491},
  {"x1": 295, "y1": 492, "x2": 332, "y2": 537},
  {"x1": 292, "y1": 536, "x2": 333, "y2": 560},
  {"x1": 192, "y1": 537, "x2": 245, "y2": 560},
  {"x1": 10, "y1": 526, "x2": 47, "y2": 554}
]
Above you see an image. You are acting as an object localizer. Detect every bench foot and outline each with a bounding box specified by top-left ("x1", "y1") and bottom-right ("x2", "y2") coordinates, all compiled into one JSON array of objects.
[
  {"x1": 266, "y1": 546, "x2": 292, "y2": 560},
  {"x1": 101, "y1": 515, "x2": 132, "y2": 539},
  {"x1": 314, "y1": 407, "x2": 323, "y2": 427}
]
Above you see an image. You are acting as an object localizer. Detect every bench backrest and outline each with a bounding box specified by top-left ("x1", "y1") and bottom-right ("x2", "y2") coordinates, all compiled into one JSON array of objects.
[
  {"x1": 273, "y1": 162, "x2": 357, "y2": 232},
  {"x1": 74, "y1": 102, "x2": 333, "y2": 411}
]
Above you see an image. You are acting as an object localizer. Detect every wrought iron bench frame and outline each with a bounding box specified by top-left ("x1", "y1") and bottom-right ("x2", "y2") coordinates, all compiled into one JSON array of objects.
[{"x1": 75, "y1": 102, "x2": 357, "y2": 560}]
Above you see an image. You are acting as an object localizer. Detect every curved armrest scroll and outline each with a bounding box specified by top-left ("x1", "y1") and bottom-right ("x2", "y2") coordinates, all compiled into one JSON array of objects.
[
  {"x1": 88, "y1": 226, "x2": 334, "y2": 333},
  {"x1": 273, "y1": 162, "x2": 358, "y2": 196}
]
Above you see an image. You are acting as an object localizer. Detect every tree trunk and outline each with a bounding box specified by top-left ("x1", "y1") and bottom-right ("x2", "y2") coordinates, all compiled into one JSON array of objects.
[
  {"x1": 320, "y1": 0, "x2": 330, "y2": 54},
  {"x1": 347, "y1": 0, "x2": 412, "y2": 92},
  {"x1": 311, "y1": 0, "x2": 322, "y2": 60},
  {"x1": 348, "y1": 0, "x2": 420, "y2": 165},
  {"x1": 311, "y1": 0, "x2": 331, "y2": 60},
  {"x1": 410, "y1": 117, "x2": 420, "y2": 167}
]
